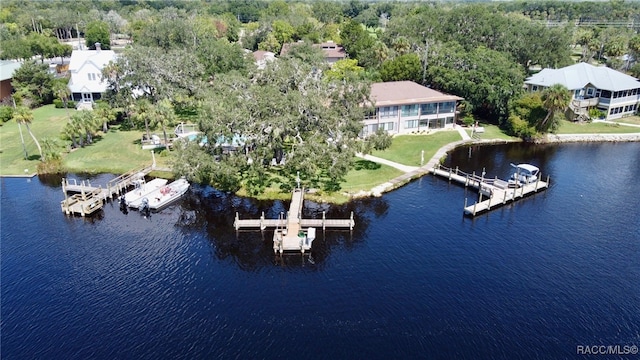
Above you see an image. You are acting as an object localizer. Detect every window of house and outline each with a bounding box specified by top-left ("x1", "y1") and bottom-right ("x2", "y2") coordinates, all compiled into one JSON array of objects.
[
  {"x1": 401, "y1": 104, "x2": 419, "y2": 117},
  {"x1": 532, "y1": 85, "x2": 538, "y2": 91},
  {"x1": 587, "y1": 88, "x2": 594, "y2": 96},
  {"x1": 405, "y1": 120, "x2": 418, "y2": 128},
  {"x1": 600, "y1": 90, "x2": 611, "y2": 98},
  {"x1": 365, "y1": 109, "x2": 377, "y2": 120},
  {"x1": 420, "y1": 103, "x2": 437, "y2": 115},
  {"x1": 595, "y1": 89, "x2": 601, "y2": 97},
  {"x1": 439, "y1": 102, "x2": 455, "y2": 113},
  {"x1": 379, "y1": 106, "x2": 398, "y2": 118},
  {"x1": 381, "y1": 122, "x2": 394, "y2": 131},
  {"x1": 446, "y1": 117, "x2": 454, "y2": 125}
]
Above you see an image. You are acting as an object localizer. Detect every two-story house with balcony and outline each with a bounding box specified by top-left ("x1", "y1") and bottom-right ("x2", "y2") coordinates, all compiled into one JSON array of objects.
[
  {"x1": 67, "y1": 43, "x2": 116, "y2": 108},
  {"x1": 362, "y1": 81, "x2": 463, "y2": 136},
  {"x1": 524, "y1": 63, "x2": 640, "y2": 120}
]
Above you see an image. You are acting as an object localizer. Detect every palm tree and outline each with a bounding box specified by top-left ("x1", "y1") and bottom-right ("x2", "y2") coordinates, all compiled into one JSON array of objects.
[
  {"x1": 11, "y1": 97, "x2": 28, "y2": 159},
  {"x1": 79, "y1": 110, "x2": 100, "y2": 144},
  {"x1": 53, "y1": 80, "x2": 72, "y2": 120},
  {"x1": 153, "y1": 99, "x2": 176, "y2": 147},
  {"x1": 94, "y1": 101, "x2": 115, "y2": 133},
  {"x1": 539, "y1": 84, "x2": 572, "y2": 133},
  {"x1": 131, "y1": 99, "x2": 153, "y2": 140},
  {"x1": 13, "y1": 106, "x2": 43, "y2": 160},
  {"x1": 62, "y1": 122, "x2": 79, "y2": 149}
]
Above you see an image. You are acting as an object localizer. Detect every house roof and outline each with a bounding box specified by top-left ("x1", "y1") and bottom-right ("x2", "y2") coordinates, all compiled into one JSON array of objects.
[
  {"x1": 525, "y1": 62, "x2": 640, "y2": 92},
  {"x1": 68, "y1": 49, "x2": 116, "y2": 72},
  {"x1": 370, "y1": 81, "x2": 463, "y2": 107},
  {"x1": 279, "y1": 41, "x2": 347, "y2": 61},
  {"x1": 0, "y1": 60, "x2": 22, "y2": 82},
  {"x1": 317, "y1": 41, "x2": 346, "y2": 60},
  {"x1": 253, "y1": 50, "x2": 275, "y2": 62},
  {"x1": 68, "y1": 49, "x2": 116, "y2": 93}
]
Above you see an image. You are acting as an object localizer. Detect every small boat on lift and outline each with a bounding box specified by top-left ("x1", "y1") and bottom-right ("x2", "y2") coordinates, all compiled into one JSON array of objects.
[
  {"x1": 123, "y1": 177, "x2": 168, "y2": 206},
  {"x1": 138, "y1": 177, "x2": 190, "y2": 211},
  {"x1": 508, "y1": 163, "x2": 540, "y2": 187}
]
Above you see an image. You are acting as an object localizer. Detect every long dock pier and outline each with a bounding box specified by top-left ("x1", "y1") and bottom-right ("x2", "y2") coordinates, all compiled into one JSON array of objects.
[
  {"x1": 60, "y1": 164, "x2": 155, "y2": 216},
  {"x1": 431, "y1": 165, "x2": 549, "y2": 217},
  {"x1": 234, "y1": 188, "x2": 355, "y2": 254}
]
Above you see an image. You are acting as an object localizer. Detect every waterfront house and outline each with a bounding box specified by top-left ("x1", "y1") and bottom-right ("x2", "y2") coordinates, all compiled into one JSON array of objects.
[
  {"x1": 280, "y1": 41, "x2": 347, "y2": 65},
  {"x1": 0, "y1": 60, "x2": 22, "y2": 101},
  {"x1": 524, "y1": 63, "x2": 640, "y2": 120},
  {"x1": 362, "y1": 81, "x2": 463, "y2": 136},
  {"x1": 67, "y1": 43, "x2": 116, "y2": 108}
]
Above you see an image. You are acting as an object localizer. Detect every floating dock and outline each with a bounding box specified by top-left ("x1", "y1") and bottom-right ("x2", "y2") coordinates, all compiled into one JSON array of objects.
[
  {"x1": 234, "y1": 188, "x2": 354, "y2": 254},
  {"x1": 431, "y1": 165, "x2": 549, "y2": 217},
  {"x1": 60, "y1": 164, "x2": 155, "y2": 216}
]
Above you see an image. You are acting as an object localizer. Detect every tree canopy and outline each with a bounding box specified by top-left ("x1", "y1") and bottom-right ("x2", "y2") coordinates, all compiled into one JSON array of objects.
[{"x1": 172, "y1": 57, "x2": 377, "y2": 194}]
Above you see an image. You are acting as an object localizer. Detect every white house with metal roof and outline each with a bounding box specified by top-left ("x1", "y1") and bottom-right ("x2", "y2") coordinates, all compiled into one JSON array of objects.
[
  {"x1": 0, "y1": 60, "x2": 22, "y2": 101},
  {"x1": 67, "y1": 44, "x2": 116, "y2": 106},
  {"x1": 524, "y1": 63, "x2": 640, "y2": 120},
  {"x1": 362, "y1": 81, "x2": 463, "y2": 136}
]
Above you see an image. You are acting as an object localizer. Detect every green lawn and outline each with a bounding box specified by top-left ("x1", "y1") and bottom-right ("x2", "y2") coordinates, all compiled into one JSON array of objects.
[
  {"x1": 465, "y1": 123, "x2": 520, "y2": 141},
  {"x1": 0, "y1": 105, "x2": 69, "y2": 175},
  {"x1": 556, "y1": 120, "x2": 640, "y2": 134},
  {"x1": 0, "y1": 105, "x2": 168, "y2": 176},
  {"x1": 340, "y1": 159, "x2": 404, "y2": 192},
  {"x1": 612, "y1": 115, "x2": 640, "y2": 125},
  {"x1": 371, "y1": 131, "x2": 463, "y2": 166},
  {"x1": 63, "y1": 128, "x2": 163, "y2": 174}
]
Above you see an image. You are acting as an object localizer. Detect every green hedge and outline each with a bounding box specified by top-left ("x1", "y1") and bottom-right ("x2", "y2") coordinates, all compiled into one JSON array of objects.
[{"x1": 53, "y1": 99, "x2": 77, "y2": 109}]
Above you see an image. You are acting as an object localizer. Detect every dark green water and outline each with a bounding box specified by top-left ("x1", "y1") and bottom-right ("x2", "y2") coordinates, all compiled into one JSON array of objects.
[{"x1": 2, "y1": 142, "x2": 639, "y2": 359}]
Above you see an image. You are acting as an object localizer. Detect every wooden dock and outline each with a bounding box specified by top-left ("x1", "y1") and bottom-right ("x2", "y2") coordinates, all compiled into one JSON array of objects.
[
  {"x1": 431, "y1": 165, "x2": 549, "y2": 217},
  {"x1": 59, "y1": 188, "x2": 105, "y2": 217},
  {"x1": 234, "y1": 188, "x2": 355, "y2": 254},
  {"x1": 60, "y1": 164, "x2": 155, "y2": 216}
]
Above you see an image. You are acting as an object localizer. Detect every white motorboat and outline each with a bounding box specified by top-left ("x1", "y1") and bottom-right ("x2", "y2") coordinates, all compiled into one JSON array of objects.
[
  {"x1": 124, "y1": 177, "x2": 168, "y2": 207},
  {"x1": 139, "y1": 178, "x2": 190, "y2": 211},
  {"x1": 508, "y1": 163, "x2": 540, "y2": 187}
]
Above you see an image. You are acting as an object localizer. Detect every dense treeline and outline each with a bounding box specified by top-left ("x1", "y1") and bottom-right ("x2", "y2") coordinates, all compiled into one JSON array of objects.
[{"x1": 2, "y1": 0, "x2": 639, "y2": 190}]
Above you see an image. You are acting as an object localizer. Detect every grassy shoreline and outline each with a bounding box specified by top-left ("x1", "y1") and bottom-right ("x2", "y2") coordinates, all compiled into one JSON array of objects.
[{"x1": 1, "y1": 106, "x2": 638, "y2": 203}]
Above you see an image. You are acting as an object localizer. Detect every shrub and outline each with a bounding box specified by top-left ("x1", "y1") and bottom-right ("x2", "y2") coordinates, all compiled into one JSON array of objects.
[
  {"x1": 588, "y1": 108, "x2": 605, "y2": 120},
  {"x1": 462, "y1": 115, "x2": 475, "y2": 127},
  {"x1": 54, "y1": 99, "x2": 76, "y2": 109},
  {"x1": 0, "y1": 106, "x2": 14, "y2": 123},
  {"x1": 506, "y1": 114, "x2": 536, "y2": 140}
]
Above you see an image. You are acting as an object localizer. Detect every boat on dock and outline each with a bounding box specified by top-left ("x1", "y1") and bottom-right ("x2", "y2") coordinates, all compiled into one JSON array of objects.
[
  {"x1": 508, "y1": 163, "x2": 540, "y2": 187},
  {"x1": 130, "y1": 178, "x2": 190, "y2": 211},
  {"x1": 430, "y1": 164, "x2": 549, "y2": 217},
  {"x1": 234, "y1": 187, "x2": 354, "y2": 254},
  {"x1": 123, "y1": 177, "x2": 168, "y2": 206}
]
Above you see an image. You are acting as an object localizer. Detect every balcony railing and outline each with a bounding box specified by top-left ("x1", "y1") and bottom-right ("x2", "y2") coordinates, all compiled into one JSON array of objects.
[{"x1": 572, "y1": 97, "x2": 599, "y2": 108}]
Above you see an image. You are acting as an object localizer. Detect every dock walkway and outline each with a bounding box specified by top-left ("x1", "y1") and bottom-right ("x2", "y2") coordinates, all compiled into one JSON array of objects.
[
  {"x1": 234, "y1": 188, "x2": 354, "y2": 254},
  {"x1": 431, "y1": 165, "x2": 549, "y2": 216},
  {"x1": 60, "y1": 164, "x2": 155, "y2": 216}
]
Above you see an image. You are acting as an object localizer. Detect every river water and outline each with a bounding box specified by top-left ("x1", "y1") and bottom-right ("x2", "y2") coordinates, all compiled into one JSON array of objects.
[{"x1": 1, "y1": 142, "x2": 639, "y2": 359}]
